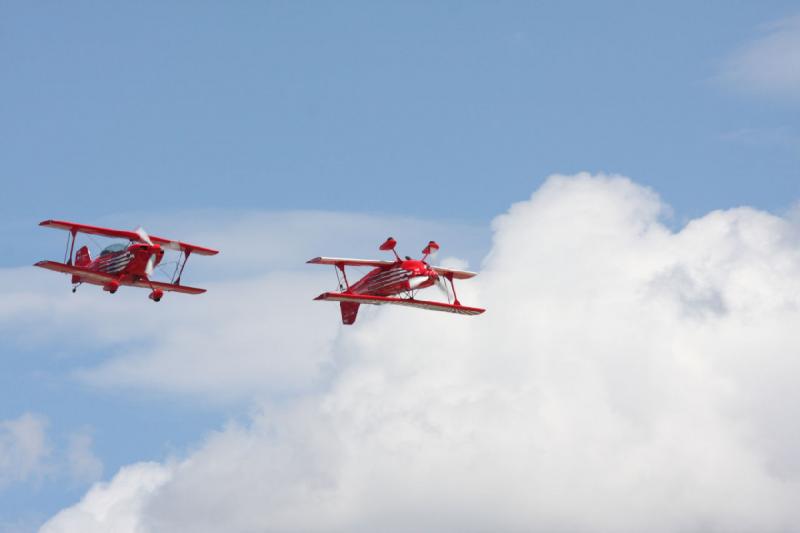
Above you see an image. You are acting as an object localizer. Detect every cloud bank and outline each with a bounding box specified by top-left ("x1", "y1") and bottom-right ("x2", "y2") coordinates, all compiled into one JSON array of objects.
[{"x1": 41, "y1": 174, "x2": 800, "y2": 532}]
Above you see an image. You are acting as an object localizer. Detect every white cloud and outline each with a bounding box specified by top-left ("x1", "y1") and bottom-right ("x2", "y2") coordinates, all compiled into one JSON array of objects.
[
  {"x1": 40, "y1": 173, "x2": 800, "y2": 532},
  {"x1": 719, "y1": 14, "x2": 800, "y2": 102},
  {"x1": 66, "y1": 430, "x2": 103, "y2": 485},
  {"x1": 40, "y1": 463, "x2": 171, "y2": 533},
  {"x1": 0, "y1": 413, "x2": 49, "y2": 488}
]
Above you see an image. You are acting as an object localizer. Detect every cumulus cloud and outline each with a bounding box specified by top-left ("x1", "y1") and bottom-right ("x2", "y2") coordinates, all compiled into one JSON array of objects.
[
  {"x1": 41, "y1": 174, "x2": 800, "y2": 532},
  {"x1": 0, "y1": 413, "x2": 49, "y2": 488},
  {"x1": 719, "y1": 14, "x2": 800, "y2": 102},
  {"x1": 41, "y1": 463, "x2": 171, "y2": 533},
  {"x1": 66, "y1": 429, "x2": 103, "y2": 485}
]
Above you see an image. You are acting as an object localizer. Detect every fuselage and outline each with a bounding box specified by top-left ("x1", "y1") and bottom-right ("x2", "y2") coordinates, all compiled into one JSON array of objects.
[
  {"x1": 73, "y1": 242, "x2": 164, "y2": 289},
  {"x1": 349, "y1": 259, "x2": 438, "y2": 297}
]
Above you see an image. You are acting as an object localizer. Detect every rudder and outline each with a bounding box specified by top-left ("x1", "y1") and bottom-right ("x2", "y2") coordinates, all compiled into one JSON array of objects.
[
  {"x1": 75, "y1": 246, "x2": 92, "y2": 267},
  {"x1": 340, "y1": 302, "x2": 360, "y2": 325}
]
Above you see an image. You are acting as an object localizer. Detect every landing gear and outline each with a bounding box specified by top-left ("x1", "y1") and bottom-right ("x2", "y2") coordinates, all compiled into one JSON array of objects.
[
  {"x1": 103, "y1": 281, "x2": 120, "y2": 294},
  {"x1": 149, "y1": 288, "x2": 164, "y2": 302}
]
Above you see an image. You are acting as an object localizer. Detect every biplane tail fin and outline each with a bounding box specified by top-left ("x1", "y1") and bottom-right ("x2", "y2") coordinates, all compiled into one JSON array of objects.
[
  {"x1": 340, "y1": 302, "x2": 360, "y2": 325},
  {"x1": 75, "y1": 246, "x2": 92, "y2": 267}
]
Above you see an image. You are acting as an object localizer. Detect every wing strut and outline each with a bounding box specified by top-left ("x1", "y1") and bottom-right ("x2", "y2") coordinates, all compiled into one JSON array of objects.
[
  {"x1": 172, "y1": 250, "x2": 192, "y2": 285},
  {"x1": 445, "y1": 272, "x2": 460, "y2": 306},
  {"x1": 336, "y1": 263, "x2": 350, "y2": 291},
  {"x1": 64, "y1": 229, "x2": 77, "y2": 265}
]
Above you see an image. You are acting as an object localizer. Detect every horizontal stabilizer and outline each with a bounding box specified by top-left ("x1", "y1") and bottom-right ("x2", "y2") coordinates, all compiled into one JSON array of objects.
[
  {"x1": 314, "y1": 292, "x2": 484, "y2": 316},
  {"x1": 34, "y1": 260, "x2": 116, "y2": 284}
]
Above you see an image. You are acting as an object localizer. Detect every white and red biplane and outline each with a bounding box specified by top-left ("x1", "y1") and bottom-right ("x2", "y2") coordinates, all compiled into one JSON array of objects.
[
  {"x1": 308, "y1": 237, "x2": 485, "y2": 324},
  {"x1": 35, "y1": 220, "x2": 218, "y2": 301}
]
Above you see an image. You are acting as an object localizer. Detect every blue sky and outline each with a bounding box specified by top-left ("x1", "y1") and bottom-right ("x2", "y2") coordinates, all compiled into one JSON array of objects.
[
  {"x1": 3, "y1": 2, "x2": 798, "y2": 239},
  {"x1": 1, "y1": 2, "x2": 799, "y2": 530}
]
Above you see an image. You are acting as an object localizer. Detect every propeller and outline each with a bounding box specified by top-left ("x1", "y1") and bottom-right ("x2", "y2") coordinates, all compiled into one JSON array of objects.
[
  {"x1": 145, "y1": 253, "x2": 157, "y2": 275},
  {"x1": 434, "y1": 274, "x2": 451, "y2": 303},
  {"x1": 134, "y1": 227, "x2": 153, "y2": 245},
  {"x1": 135, "y1": 227, "x2": 158, "y2": 275}
]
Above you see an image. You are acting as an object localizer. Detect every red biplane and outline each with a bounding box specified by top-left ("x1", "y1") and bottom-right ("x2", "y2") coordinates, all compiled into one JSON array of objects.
[
  {"x1": 308, "y1": 237, "x2": 485, "y2": 324},
  {"x1": 35, "y1": 220, "x2": 218, "y2": 301}
]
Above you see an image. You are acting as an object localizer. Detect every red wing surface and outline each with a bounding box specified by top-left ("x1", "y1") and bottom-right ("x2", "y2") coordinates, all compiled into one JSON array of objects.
[
  {"x1": 35, "y1": 261, "x2": 205, "y2": 294},
  {"x1": 314, "y1": 292, "x2": 485, "y2": 315},
  {"x1": 307, "y1": 257, "x2": 395, "y2": 268},
  {"x1": 146, "y1": 237, "x2": 218, "y2": 256},
  {"x1": 129, "y1": 279, "x2": 206, "y2": 295},
  {"x1": 39, "y1": 220, "x2": 142, "y2": 242},
  {"x1": 34, "y1": 261, "x2": 117, "y2": 285},
  {"x1": 39, "y1": 220, "x2": 218, "y2": 256},
  {"x1": 430, "y1": 266, "x2": 478, "y2": 280}
]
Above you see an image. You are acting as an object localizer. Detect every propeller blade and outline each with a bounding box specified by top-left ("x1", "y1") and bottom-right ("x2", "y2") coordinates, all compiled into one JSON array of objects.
[
  {"x1": 145, "y1": 253, "x2": 157, "y2": 275},
  {"x1": 435, "y1": 275, "x2": 450, "y2": 303},
  {"x1": 134, "y1": 227, "x2": 153, "y2": 245}
]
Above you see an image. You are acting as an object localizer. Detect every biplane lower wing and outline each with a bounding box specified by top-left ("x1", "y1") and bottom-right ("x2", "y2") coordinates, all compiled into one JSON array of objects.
[
  {"x1": 307, "y1": 257, "x2": 395, "y2": 268},
  {"x1": 129, "y1": 279, "x2": 206, "y2": 294},
  {"x1": 34, "y1": 260, "x2": 117, "y2": 284},
  {"x1": 34, "y1": 261, "x2": 206, "y2": 294},
  {"x1": 314, "y1": 292, "x2": 485, "y2": 315}
]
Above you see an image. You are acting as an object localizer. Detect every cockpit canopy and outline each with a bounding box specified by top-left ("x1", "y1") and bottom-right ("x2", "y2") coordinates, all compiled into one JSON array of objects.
[{"x1": 99, "y1": 242, "x2": 127, "y2": 256}]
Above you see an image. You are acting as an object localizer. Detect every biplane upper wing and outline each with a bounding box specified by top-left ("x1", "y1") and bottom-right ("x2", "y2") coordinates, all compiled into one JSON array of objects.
[
  {"x1": 39, "y1": 220, "x2": 219, "y2": 256},
  {"x1": 40, "y1": 220, "x2": 141, "y2": 242},
  {"x1": 129, "y1": 279, "x2": 206, "y2": 294},
  {"x1": 307, "y1": 257, "x2": 395, "y2": 268},
  {"x1": 314, "y1": 292, "x2": 485, "y2": 315},
  {"x1": 146, "y1": 236, "x2": 218, "y2": 256},
  {"x1": 430, "y1": 266, "x2": 478, "y2": 280},
  {"x1": 34, "y1": 260, "x2": 117, "y2": 284}
]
